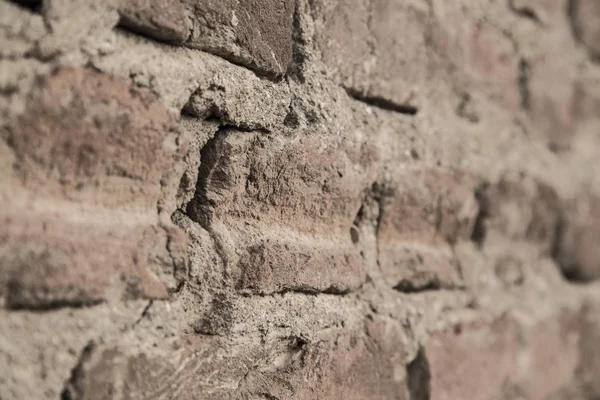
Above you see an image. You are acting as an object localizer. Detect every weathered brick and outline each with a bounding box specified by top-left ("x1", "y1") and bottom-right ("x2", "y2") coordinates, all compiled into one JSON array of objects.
[
  {"x1": 235, "y1": 240, "x2": 363, "y2": 294},
  {"x1": 119, "y1": 0, "x2": 295, "y2": 77},
  {"x1": 0, "y1": 67, "x2": 186, "y2": 308},
  {"x1": 553, "y1": 196, "x2": 600, "y2": 281},
  {"x1": 187, "y1": 129, "x2": 378, "y2": 294},
  {"x1": 527, "y1": 53, "x2": 600, "y2": 151},
  {"x1": 62, "y1": 337, "x2": 247, "y2": 400},
  {"x1": 65, "y1": 318, "x2": 409, "y2": 400},
  {"x1": 515, "y1": 310, "x2": 581, "y2": 400},
  {"x1": 425, "y1": 316, "x2": 520, "y2": 400},
  {"x1": 378, "y1": 169, "x2": 479, "y2": 290},
  {"x1": 118, "y1": 0, "x2": 191, "y2": 43},
  {"x1": 430, "y1": 1, "x2": 520, "y2": 109},
  {"x1": 245, "y1": 319, "x2": 409, "y2": 399},
  {"x1": 425, "y1": 311, "x2": 581, "y2": 400},
  {"x1": 477, "y1": 176, "x2": 562, "y2": 253},
  {"x1": 311, "y1": 0, "x2": 429, "y2": 107}
]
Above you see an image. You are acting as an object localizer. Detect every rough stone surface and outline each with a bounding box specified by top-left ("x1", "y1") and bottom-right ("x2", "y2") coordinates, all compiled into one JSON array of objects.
[
  {"x1": 119, "y1": 0, "x2": 295, "y2": 77},
  {"x1": 1, "y1": 0, "x2": 600, "y2": 399}
]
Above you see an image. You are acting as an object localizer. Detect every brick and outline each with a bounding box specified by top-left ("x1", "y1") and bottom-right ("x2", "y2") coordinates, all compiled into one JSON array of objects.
[
  {"x1": 0, "y1": 68, "x2": 187, "y2": 308},
  {"x1": 430, "y1": 1, "x2": 520, "y2": 109},
  {"x1": 571, "y1": 0, "x2": 600, "y2": 60},
  {"x1": 311, "y1": 0, "x2": 429, "y2": 107},
  {"x1": 478, "y1": 176, "x2": 562, "y2": 253},
  {"x1": 235, "y1": 240, "x2": 363, "y2": 294},
  {"x1": 65, "y1": 318, "x2": 409, "y2": 400},
  {"x1": 62, "y1": 337, "x2": 248, "y2": 400},
  {"x1": 118, "y1": 0, "x2": 191, "y2": 43},
  {"x1": 425, "y1": 316, "x2": 520, "y2": 400},
  {"x1": 515, "y1": 310, "x2": 581, "y2": 400},
  {"x1": 187, "y1": 129, "x2": 378, "y2": 294},
  {"x1": 119, "y1": 0, "x2": 295, "y2": 77},
  {"x1": 425, "y1": 311, "x2": 581, "y2": 400},
  {"x1": 244, "y1": 318, "x2": 409, "y2": 399},
  {"x1": 189, "y1": 0, "x2": 295, "y2": 76},
  {"x1": 377, "y1": 169, "x2": 479, "y2": 289},
  {"x1": 553, "y1": 196, "x2": 600, "y2": 281}
]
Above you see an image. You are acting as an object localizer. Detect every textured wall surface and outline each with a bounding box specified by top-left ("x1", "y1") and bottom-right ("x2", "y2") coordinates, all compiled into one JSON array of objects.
[{"x1": 1, "y1": 0, "x2": 600, "y2": 399}]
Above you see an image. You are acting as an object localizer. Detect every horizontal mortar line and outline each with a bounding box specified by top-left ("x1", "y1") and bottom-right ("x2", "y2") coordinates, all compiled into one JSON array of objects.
[
  {"x1": 5, "y1": 298, "x2": 105, "y2": 313},
  {"x1": 344, "y1": 87, "x2": 419, "y2": 115}
]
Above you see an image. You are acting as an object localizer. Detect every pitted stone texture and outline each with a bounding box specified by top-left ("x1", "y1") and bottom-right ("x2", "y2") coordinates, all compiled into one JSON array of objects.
[
  {"x1": 63, "y1": 318, "x2": 409, "y2": 400},
  {"x1": 311, "y1": 0, "x2": 429, "y2": 108},
  {"x1": 0, "y1": 67, "x2": 186, "y2": 308},
  {"x1": 119, "y1": 0, "x2": 295, "y2": 77},
  {"x1": 378, "y1": 169, "x2": 479, "y2": 290},
  {"x1": 186, "y1": 129, "x2": 379, "y2": 294}
]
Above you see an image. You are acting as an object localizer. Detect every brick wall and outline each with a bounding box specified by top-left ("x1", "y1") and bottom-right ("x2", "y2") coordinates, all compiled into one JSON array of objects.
[{"x1": 0, "y1": 0, "x2": 599, "y2": 399}]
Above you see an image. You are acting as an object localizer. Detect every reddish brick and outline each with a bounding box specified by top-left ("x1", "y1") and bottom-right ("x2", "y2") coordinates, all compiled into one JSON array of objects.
[
  {"x1": 119, "y1": 0, "x2": 295, "y2": 77},
  {"x1": 65, "y1": 319, "x2": 409, "y2": 400},
  {"x1": 186, "y1": 130, "x2": 378, "y2": 294},
  {"x1": 515, "y1": 310, "x2": 581, "y2": 400},
  {"x1": 431, "y1": 1, "x2": 520, "y2": 109},
  {"x1": 118, "y1": 0, "x2": 191, "y2": 43},
  {"x1": 235, "y1": 240, "x2": 363, "y2": 294},
  {"x1": 378, "y1": 169, "x2": 479, "y2": 289},
  {"x1": 311, "y1": 0, "x2": 429, "y2": 106},
  {"x1": 0, "y1": 67, "x2": 186, "y2": 308},
  {"x1": 425, "y1": 316, "x2": 520, "y2": 400},
  {"x1": 425, "y1": 311, "x2": 582, "y2": 400},
  {"x1": 245, "y1": 318, "x2": 409, "y2": 399}
]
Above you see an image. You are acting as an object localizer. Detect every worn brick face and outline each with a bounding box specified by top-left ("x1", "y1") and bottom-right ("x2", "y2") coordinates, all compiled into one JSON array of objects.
[
  {"x1": 2, "y1": 0, "x2": 600, "y2": 398},
  {"x1": 186, "y1": 129, "x2": 377, "y2": 294},
  {"x1": 378, "y1": 169, "x2": 479, "y2": 290},
  {"x1": 119, "y1": 0, "x2": 295, "y2": 76},
  {"x1": 0, "y1": 68, "x2": 186, "y2": 308},
  {"x1": 425, "y1": 316, "x2": 521, "y2": 400},
  {"x1": 425, "y1": 311, "x2": 582, "y2": 400},
  {"x1": 430, "y1": 0, "x2": 520, "y2": 109},
  {"x1": 312, "y1": 0, "x2": 429, "y2": 107}
]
